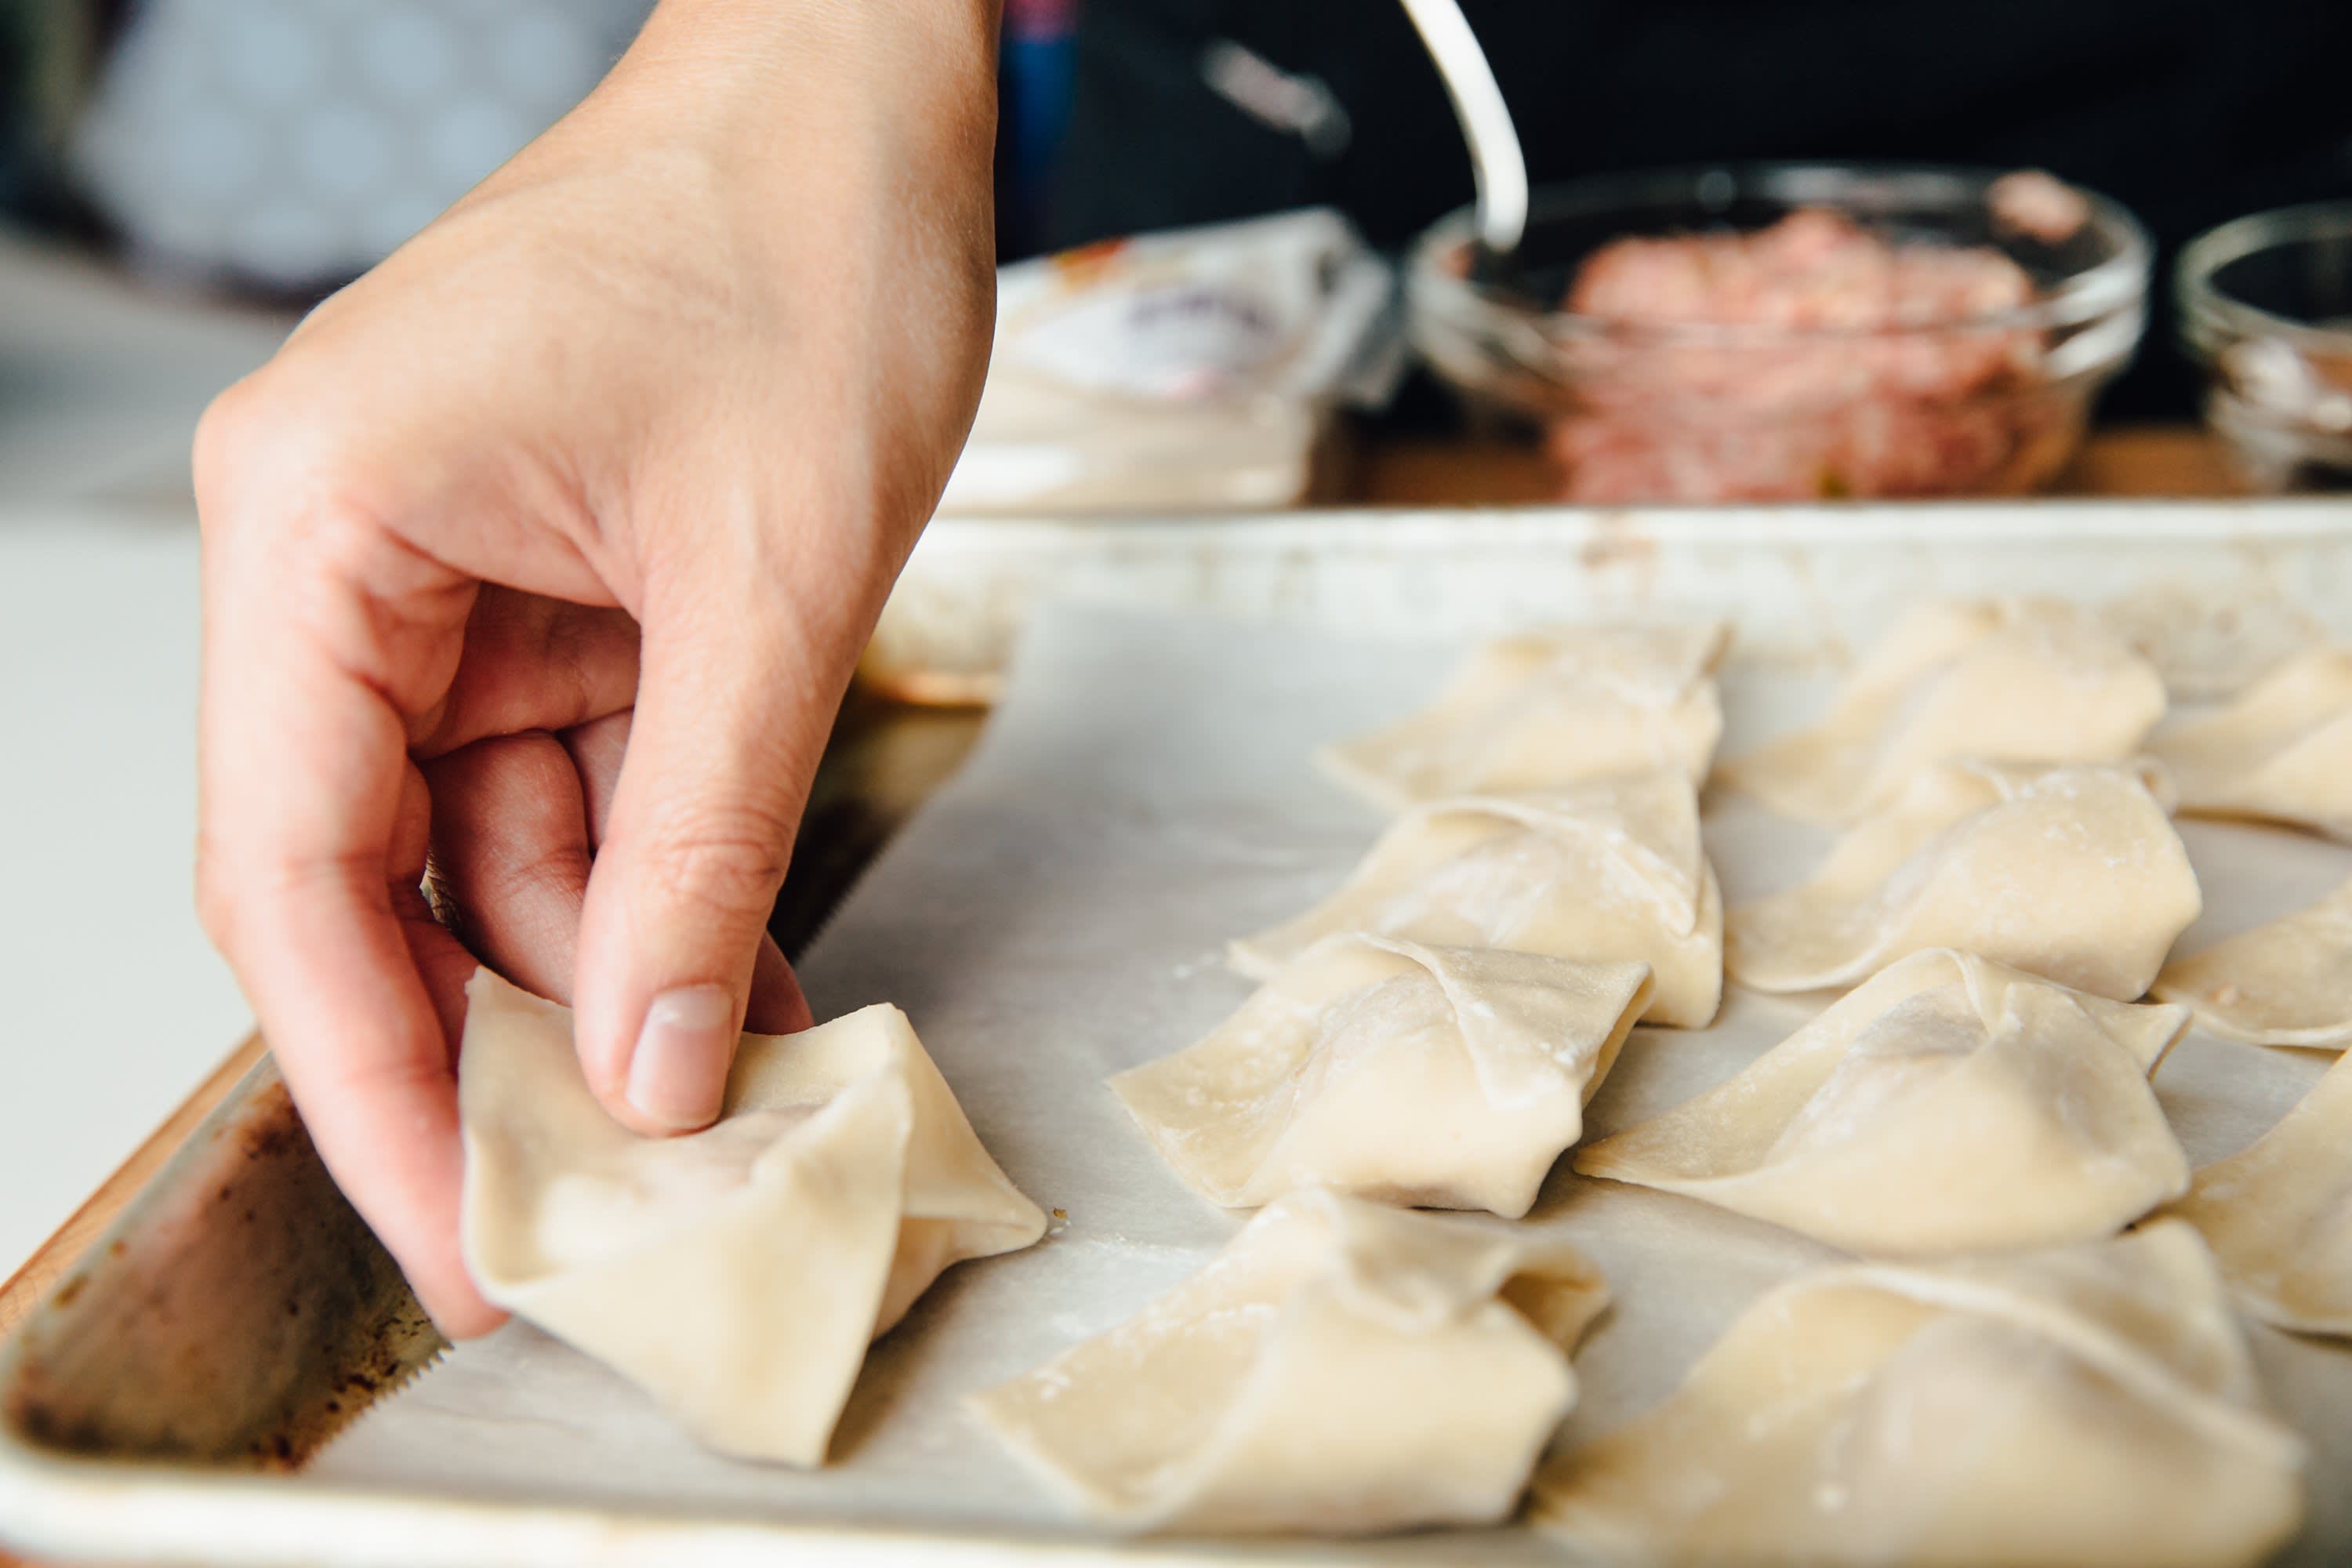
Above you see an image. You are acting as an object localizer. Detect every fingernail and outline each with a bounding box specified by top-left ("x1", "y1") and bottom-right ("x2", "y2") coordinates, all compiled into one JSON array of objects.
[{"x1": 626, "y1": 985, "x2": 736, "y2": 1131}]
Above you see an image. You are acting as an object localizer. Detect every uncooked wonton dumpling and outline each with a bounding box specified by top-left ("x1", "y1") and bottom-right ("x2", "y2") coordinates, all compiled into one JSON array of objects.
[
  {"x1": 1232, "y1": 771, "x2": 1722, "y2": 1027},
  {"x1": 2100, "y1": 584, "x2": 2321, "y2": 701},
  {"x1": 1574, "y1": 949, "x2": 2191, "y2": 1255},
  {"x1": 1726, "y1": 759, "x2": 2200, "y2": 1000},
  {"x1": 1321, "y1": 622, "x2": 1726, "y2": 810},
  {"x1": 971, "y1": 1189, "x2": 1609, "y2": 1535},
  {"x1": 458, "y1": 968, "x2": 1046, "y2": 1465},
  {"x1": 1531, "y1": 1222, "x2": 2305, "y2": 1567},
  {"x1": 2150, "y1": 644, "x2": 2352, "y2": 840},
  {"x1": 1717, "y1": 597, "x2": 2165, "y2": 825},
  {"x1": 2160, "y1": 1044, "x2": 2352, "y2": 1336},
  {"x1": 2152, "y1": 874, "x2": 2352, "y2": 1049},
  {"x1": 1113, "y1": 934, "x2": 1653, "y2": 1218}
]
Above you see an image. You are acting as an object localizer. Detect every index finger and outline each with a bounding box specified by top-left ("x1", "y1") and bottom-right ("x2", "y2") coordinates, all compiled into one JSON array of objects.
[{"x1": 196, "y1": 499, "x2": 503, "y2": 1338}]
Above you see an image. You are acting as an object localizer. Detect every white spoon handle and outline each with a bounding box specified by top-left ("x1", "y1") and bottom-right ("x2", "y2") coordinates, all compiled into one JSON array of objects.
[{"x1": 1398, "y1": 0, "x2": 1528, "y2": 256}]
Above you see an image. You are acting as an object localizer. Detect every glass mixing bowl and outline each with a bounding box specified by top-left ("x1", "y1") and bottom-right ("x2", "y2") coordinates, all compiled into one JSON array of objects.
[
  {"x1": 2179, "y1": 202, "x2": 2352, "y2": 492},
  {"x1": 1408, "y1": 164, "x2": 2150, "y2": 503}
]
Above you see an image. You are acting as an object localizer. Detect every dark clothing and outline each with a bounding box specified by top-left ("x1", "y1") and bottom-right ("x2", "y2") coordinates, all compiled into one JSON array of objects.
[{"x1": 1048, "y1": 1, "x2": 2352, "y2": 418}]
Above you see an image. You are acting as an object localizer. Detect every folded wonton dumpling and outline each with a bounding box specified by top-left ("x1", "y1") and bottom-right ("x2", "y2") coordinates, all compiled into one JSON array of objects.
[
  {"x1": 458, "y1": 968, "x2": 1047, "y2": 1465},
  {"x1": 1726, "y1": 759, "x2": 2201, "y2": 1000},
  {"x1": 1320, "y1": 623, "x2": 1726, "y2": 810},
  {"x1": 971, "y1": 1189, "x2": 1609, "y2": 1535},
  {"x1": 2152, "y1": 875, "x2": 2352, "y2": 1049},
  {"x1": 1113, "y1": 935, "x2": 1653, "y2": 1218},
  {"x1": 2150, "y1": 644, "x2": 2352, "y2": 840},
  {"x1": 1718, "y1": 598, "x2": 2166, "y2": 826},
  {"x1": 2100, "y1": 585, "x2": 2321, "y2": 701},
  {"x1": 1531, "y1": 1222, "x2": 2306, "y2": 1567},
  {"x1": 1574, "y1": 949, "x2": 2191, "y2": 1255},
  {"x1": 2161, "y1": 1045, "x2": 2352, "y2": 1336},
  {"x1": 1232, "y1": 771, "x2": 1722, "y2": 1027}
]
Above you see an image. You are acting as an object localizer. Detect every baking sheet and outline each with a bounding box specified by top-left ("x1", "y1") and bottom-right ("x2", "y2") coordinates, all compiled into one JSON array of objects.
[{"x1": 302, "y1": 604, "x2": 2352, "y2": 1563}]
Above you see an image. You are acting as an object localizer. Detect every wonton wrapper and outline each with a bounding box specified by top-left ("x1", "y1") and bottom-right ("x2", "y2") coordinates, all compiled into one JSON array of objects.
[
  {"x1": 1232, "y1": 771, "x2": 1722, "y2": 1027},
  {"x1": 1575, "y1": 949, "x2": 2191, "y2": 1254},
  {"x1": 2161, "y1": 1046, "x2": 2352, "y2": 1336},
  {"x1": 1532, "y1": 1222, "x2": 2305, "y2": 1567},
  {"x1": 2152, "y1": 874, "x2": 2352, "y2": 1049},
  {"x1": 1320, "y1": 623, "x2": 1726, "y2": 810},
  {"x1": 2150, "y1": 644, "x2": 2352, "y2": 840},
  {"x1": 458, "y1": 968, "x2": 1047, "y2": 1465},
  {"x1": 2100, "y1": 584, "x2": 2319, "y2": 701},
  {"x1": 1718, "y1": 598, "x2": 2166, "y2": 825},
  {"x1": 1726, "y1": 759, "x2": 2201, "y2": 1000},
  {"x1": 1113, "y1": 935, "x2": 1653, "y2": 1218},
  {"x1": 971, "y1": 1189, "x2": 1609, "y2": 1535}
]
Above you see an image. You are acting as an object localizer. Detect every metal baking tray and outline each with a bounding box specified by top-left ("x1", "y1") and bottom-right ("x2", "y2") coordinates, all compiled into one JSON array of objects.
[{"x1": 4, "y1": 499, "x2": 2349, "y2": 1566}]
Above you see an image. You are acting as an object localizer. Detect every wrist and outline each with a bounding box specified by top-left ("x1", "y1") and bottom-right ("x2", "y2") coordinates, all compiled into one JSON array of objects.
[{"x1": 604, "y1": 0, "x2": 1000, "y2": 162}]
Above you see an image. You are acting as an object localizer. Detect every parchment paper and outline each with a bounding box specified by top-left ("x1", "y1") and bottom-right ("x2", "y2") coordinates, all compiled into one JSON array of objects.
[{"x1": 309, "y1": 607, "x2": 2352, "y2": 1563}]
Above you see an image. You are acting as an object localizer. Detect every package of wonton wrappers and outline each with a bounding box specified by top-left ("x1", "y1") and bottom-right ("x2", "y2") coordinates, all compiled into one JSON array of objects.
[{"x1": 91, "y1": 595, "x2": 2352, "y2": 1566}]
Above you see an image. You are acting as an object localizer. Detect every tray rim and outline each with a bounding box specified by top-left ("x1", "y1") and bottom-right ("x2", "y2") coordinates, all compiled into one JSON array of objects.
[{"x1": 903, "y1": 494, "x2": 2352, "y2": 545}]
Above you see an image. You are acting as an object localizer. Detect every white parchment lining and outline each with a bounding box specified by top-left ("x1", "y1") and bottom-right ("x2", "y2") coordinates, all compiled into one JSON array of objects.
[{"x1": 308, "y1": 608, "x2": 2352, "y2": 1564}]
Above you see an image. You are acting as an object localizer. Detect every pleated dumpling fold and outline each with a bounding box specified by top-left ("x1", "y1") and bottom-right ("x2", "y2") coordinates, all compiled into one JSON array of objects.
[
  {"x1": 1232, "y1": 770, "x2": 1723, "y2": 1027},
  {"x1": 1717, "y1": 597, "x2": 2165, "y2": 826},
  {"x1": 1726, "y1": 758, "x2": 2200, "y2": 1000},
  {"x1": 971, "y1": 1189, "x2": 1610, "y2": 1535},
  {"x1": 2152, "y1": 874, "x2": 2352, "y2": 1050},
  {"x1": 2161, "y1": 1044, "x2": 2352, "y2": 1337},
  {"x1": 1320, "y1": 622, "x2": 1727, "y2": 810},
  {"x1": 458, "y1": 967, "x2": 1047, "y2": 1466},
  {"x1": 1531, "y1": 1222, "x2": 2305, "y2": 1568},
  {"x1": 2150, "y1": 644, "x2": 2352, "y2": 840},
  {"x1": 1114, "y1": 934, "x2": 1653, "y2": 1217},
  {"x1": 1574, "y1": 949, "x2": 2192, "y2": 1255}
]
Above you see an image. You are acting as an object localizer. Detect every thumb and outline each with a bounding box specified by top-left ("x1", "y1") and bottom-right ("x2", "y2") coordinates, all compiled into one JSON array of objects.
[{"x1": 571, "y1": 590, "x2": 839, "y2": 1134}]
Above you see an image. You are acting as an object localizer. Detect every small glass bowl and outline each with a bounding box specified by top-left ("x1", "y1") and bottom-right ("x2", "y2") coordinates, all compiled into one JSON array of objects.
[
  {"x1": 1407, "y1": 164, "x2": 2151, "y2": 503},
  {"x1": 2178, "y1": 203, "x2": 2352, "y2": 492}
]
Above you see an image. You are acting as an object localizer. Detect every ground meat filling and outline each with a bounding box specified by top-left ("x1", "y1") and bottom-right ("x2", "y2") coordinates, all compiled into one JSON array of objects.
[{"x1": 1550, "y1": 209, "x2": 2068, "y2": 503}]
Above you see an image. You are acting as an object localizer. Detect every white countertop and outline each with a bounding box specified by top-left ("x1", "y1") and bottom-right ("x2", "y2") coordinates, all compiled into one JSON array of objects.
[
  {"x1": 0, "y1": 510, "x2": 253, "y2": 1275},
  {"x1": 0, "y1": 230, "x2": 287, "y2": 1275}
]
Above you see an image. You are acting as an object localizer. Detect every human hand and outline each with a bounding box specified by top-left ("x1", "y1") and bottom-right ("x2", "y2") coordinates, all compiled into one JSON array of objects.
[{"x1": 192, "y1": 0, "x2": 998, "y2": 1335}]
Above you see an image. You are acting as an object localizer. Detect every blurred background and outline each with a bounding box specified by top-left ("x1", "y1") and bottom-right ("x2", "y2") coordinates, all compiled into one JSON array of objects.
[
  {"x1": 0, "y1": 0, "x2": 654, "y2": 504},
  {"x1": 2, "y1": 0, "x2": 2349, "y2": 508}
]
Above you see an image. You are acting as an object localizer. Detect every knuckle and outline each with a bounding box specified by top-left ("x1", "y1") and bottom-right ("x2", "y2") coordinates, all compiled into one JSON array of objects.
[
  {"x1": 494, "y1": 837, "x2": 593, "y2": 906},
  {"x1": 194, "y1": 378, "x2": 404, "y2": 566},
  {"x1": 193, "y1": 374, "x2": 260, "y2": 453},
  {"x1": 295, "y1": 491, "x2": 401, "y2": 578},
  {"x1": 191, "y1": 379, "x2": 263, "y2": 514},
  {"x1": 192, "y1": 851, "x2": 241, "y2": 951},
  {"x1": 191, "y1": 865, "x2": 238, "y2": 949},
  {"x1": 638, "y1": 804, "x2": 794, "y2": 922}
]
